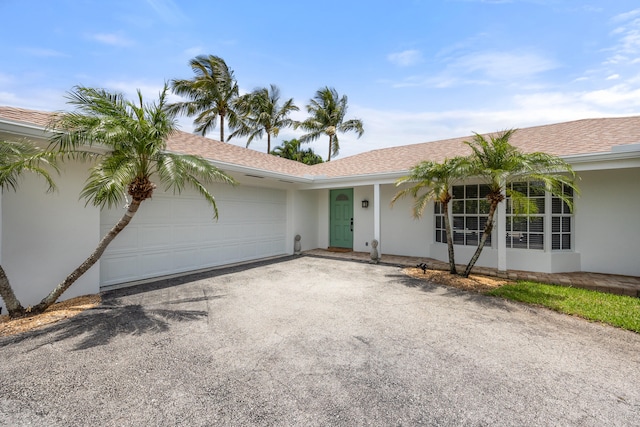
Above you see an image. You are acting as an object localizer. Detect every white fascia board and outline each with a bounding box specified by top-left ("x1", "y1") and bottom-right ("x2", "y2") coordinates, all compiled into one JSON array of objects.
[
  {"x1": 562, "y1": 150, "x2": 640, "y2": 171},
  {"x1": 162, "y1": 152, "x2": 315, "y2": 185},
  {"x1": 302, "y1": 171, "x2": 408, "y2": 190},
  {"x1": 0, "y1": 118, "x2": 52, "y2": 142},
  {"x1": 0, "y1": 118, "x2": 109, "y2": 155}
]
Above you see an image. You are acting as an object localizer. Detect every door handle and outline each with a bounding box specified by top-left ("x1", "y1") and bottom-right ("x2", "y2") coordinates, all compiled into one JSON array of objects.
[{"x1": 350, "y1": 218, "x2": 353, "y2": 232}]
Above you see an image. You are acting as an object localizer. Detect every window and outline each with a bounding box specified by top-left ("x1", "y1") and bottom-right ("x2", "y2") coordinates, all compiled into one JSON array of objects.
[
  {"x1": 434, "y1": 202, "x2": 447, "y2": 243},
  {"x1": 551, "y1": 184, "x2": 573, "y2": 250},
  {"x1": 506, "y1": 182, "x2": 545, "y2": 250},
  {"x1": 451, "y1": 184, "x2": 491, "y2": 247},
  {"x1": 434, "y1": 182, "x2": 574, "y2": 251}
]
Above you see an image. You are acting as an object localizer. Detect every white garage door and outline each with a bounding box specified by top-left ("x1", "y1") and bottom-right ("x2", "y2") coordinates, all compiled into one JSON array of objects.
[{"x1": 99, "y1": 184, "x2": 287, "y2": 287}]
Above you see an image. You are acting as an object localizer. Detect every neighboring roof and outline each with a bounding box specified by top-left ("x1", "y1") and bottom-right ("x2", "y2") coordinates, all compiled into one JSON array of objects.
[{"x1": 2, "y1": 106, "x2": 640, "y2": 179}]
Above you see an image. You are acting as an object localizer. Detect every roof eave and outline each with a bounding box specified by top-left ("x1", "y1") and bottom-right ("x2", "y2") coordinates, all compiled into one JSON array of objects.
[{"x1": 563, "y1": 149, "x2": 640, "y2": 171}]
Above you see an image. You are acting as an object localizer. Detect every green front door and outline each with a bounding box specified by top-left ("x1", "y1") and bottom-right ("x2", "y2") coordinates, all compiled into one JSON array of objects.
[{"x1": 330, "y1": 188, "x2": 354, "y2": 248}]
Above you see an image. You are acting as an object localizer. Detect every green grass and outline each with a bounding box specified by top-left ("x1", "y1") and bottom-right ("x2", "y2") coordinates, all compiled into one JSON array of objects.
[{"x1": 486, "y1": 281, "x2": 640, "y2": 333}]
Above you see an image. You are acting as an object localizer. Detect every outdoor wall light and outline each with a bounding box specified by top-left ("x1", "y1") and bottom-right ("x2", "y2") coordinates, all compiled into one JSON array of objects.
[{"x1": 362, "y1": 199, "x2": 369, "y2": 208}]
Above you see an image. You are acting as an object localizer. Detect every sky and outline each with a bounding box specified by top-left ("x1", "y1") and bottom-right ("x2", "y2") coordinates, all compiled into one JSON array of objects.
[{"x1": 1, "y1": 0, "x2": 640, "y2": 160}]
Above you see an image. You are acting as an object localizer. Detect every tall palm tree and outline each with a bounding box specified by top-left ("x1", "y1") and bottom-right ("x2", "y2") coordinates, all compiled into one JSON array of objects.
[
  {"x1": 298, "y1": 87, "x2": 364, "y2": 161},
  {"x1": 0, "y1": 140, "x2": 58, "y2": 317},
  {"x1": 270, "y1": 138, "x2": 323, "y2": 165},
  {"x1": 391, "y1": 157, "x2": 469, "y2": 274},
  {"x1": 169, "y1": 55, "x2": 241, "y2": 142},
  {"x1": 461, "y1": 129, "x2": 578, "y2": 278},
  {"x1": 29, "y1": 84, "x2": 236, "y2": 315},
  {"x1": 230, "y1": 84, "x2": 299, "y2": 152}
]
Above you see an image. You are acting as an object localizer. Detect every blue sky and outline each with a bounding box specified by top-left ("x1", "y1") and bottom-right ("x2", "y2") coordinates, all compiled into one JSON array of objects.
[{"x1": 1, "y1": 0, "x2": 639, "y2": 159}]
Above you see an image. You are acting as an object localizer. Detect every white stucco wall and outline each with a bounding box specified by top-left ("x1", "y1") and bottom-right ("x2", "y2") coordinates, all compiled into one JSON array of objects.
[
  {"x1": 290, "y1": 189, "x2": 320, "y2": 252},
  {"x1": 1, "y1": 161, "x2": 100, "y2": 312},
  {"x1": 575, "y1": 168, "x2": 640, "y2": 276},
  {"x1": 380, "y1": 184, "x2": 430, "y2": 257},
  {"x1": 353, "y1": 186, "x2": 374, "y2": 252},
  {"x1": 316, "y1": 189, "x2": 330, "y2": 249}
]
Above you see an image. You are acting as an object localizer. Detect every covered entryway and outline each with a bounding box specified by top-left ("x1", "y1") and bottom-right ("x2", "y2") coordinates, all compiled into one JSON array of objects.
[
  {"x1": 99, "y1": 185, "x2": 287, "y2": 287},
  {"x1": 329, "y1": 188, "x2": 353, "y2": 249}
]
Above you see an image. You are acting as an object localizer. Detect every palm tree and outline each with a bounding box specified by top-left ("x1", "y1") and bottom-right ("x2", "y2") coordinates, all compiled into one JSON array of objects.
[
  {"x1": 298, "y1": 87, "x2": 364, "y2": 161},
  {"x1": 169, "y1": 55, "x2": 241, "y2": 142},
  {"x1": 391, "y1": 157, "x2": 469, "y2": 274},
  {"x1": 270, "y1": 138, "x2": 323, "y2": 165},
  {"x1": 461, "y1": 129, "x2": 578, "y2": 278},
  {"x1": 0, "y1": 140, "x2": 58, "y2": 317},
  {"x1": 230, "y1": 84, "x2": 299, "y2": 153},
  {"x1": 29, "y1": 84, "x2": 236, "y2": 315}
]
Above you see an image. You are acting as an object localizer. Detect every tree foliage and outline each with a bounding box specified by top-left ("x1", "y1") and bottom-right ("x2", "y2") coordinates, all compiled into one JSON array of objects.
[
  {"x1": 297, "y1": 87, "x2": 364, "y2": 161},
  {"x1": 270, "y1": 139, "x2": 324, "y2": 165},
  {"x1": 230, "y1": 84, "x2": 299, "y2": 153},
  {"x1": 461, "y1": 129, "x2": 578, "y2": 277},
  {"x1": 392, "y1": 157, "x2": 470, "y2": 274},
  {"x1": 169, "y1": 55, "x2": 241, "y2": 142}
]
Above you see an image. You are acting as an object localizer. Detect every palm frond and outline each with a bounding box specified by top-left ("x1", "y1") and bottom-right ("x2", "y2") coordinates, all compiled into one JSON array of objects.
[
  {"x1": 0, "y1": 140, "x2": 59, "y2": 193},
  {"x1": 156, "y1": 153, "x2": 236, "y2": 218}
]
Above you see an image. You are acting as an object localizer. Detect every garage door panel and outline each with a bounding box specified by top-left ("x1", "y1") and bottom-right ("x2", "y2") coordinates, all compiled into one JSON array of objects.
[
  {"x1": 172, "y1": 248, "x2": 201, "y2": 270},
  {"x1": 104, "y1": 226, "x2": 139, "y2": 251},
  {"x1": 173, "y1": 225, "x2": 202, "y2": 244},
  {"x1": 101, "y1": 254, "x2": 140, "y2": 284},
  {"x1": 140, "y1": 251, "x2": 173, "y2": 276},
  {"x1": 141, "y1": 226, "x2": 174, "y2": 249},
  {"x1": 100, "y1": 186, "x2": 287, "y2": 287}
]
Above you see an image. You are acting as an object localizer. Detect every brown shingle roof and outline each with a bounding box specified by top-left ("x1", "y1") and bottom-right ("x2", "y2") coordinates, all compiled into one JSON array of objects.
[
  {"x1": 312, "y1": 116, "x2": 640, "y2": 177},
  {"x1": 2, "y1": 106, "x2": 639, "y2": 179},
  {"x1": 0, "y1": 106, "x2": 57, "y2": 128}
]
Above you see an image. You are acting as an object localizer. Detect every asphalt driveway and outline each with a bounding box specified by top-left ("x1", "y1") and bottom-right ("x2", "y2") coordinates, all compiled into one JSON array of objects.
[{"x1": 1, "y1": 256, "x2": 639, "y2": 426}]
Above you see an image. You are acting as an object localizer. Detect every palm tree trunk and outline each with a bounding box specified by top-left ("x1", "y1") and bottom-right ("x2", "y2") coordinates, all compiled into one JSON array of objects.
[
  {"x1": 31, "y1": 199, "x2": 142, "y2": 314},
  {"x1": 462, "y1": 200, "x2": 499, "y2": 278},
  {"x1": 327, "y1": 135, "x2": 333, "y2": 162},
  {"x1": 219, "y1": 113, "x2": 225, "y2": 142},
  {"x1": 442, "y1": 201, "x2": 457, "y2": 274},
  {"x1": 267, "y1": 133, "x2": 271, "y2": 154},
  {"x1": 0, "y1": 265, "x2": 25, "y2": 317}
]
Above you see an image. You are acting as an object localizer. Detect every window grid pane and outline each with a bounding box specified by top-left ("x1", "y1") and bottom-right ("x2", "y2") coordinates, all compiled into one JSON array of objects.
[
  {"x1": 551, "y1": 183, "x2": 573, "y2": 251},
  {"x1": 451, "y1": 184, "x2": 491, "y2": 247}
]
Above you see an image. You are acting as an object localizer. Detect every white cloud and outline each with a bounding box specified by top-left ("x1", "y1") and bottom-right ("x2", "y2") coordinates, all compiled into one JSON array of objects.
[
  {"x1": 452, "y1": 51, "x2": 557, "y2": 80},
  {"x1": 90, "y1": 32, "x2": 134, "y2": 47},
  {"x1": 387, "y1": 50, "x2": 423, "y2": 67},
  {"x1": 388, "y1": 50, "x2": 557, "y2": 89},
  {"x1": 146, "y1": 0, "x2": 188, "y2": 25},
  {"x1": 605, "y1": 9, "x2": 640, "y2": 65}
]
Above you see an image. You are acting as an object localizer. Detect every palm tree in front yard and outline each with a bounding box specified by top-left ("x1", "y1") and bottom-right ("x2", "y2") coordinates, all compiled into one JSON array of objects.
[
  {"x1": 392, "y1": 157, "x2": 469, "y2": 274},
  {"x1": 0, "y1": 139, "x2": 59, "y2": 317},
  {"x1": 461, "y1": 129, "x2": 578, "y2": 278},
  {"x1": 30, "y1": 84, "x2": 236, "y2": 314}
]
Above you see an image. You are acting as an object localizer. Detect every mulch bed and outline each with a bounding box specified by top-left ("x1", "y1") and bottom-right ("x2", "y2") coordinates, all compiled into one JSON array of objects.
[
  {"x1": 404, "y1": 267, "x2": 514, "y2": 293},
  {"x1": 0, "y1": 294, "x2": 101, "y2": 337}
]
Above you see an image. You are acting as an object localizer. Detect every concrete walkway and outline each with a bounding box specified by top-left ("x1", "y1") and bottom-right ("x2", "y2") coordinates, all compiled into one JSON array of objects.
[{"x1": 305, "y1": 249, "x2": 640, "y2": 297}]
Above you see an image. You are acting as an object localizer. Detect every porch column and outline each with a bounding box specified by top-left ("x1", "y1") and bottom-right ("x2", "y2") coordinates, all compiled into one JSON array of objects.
[
  {"x1": 496, "y1": 187, "x2": 507, "y2": 273},
  {"x1": 374, "y1": 183, "x2": 381, "y2": 255}
]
